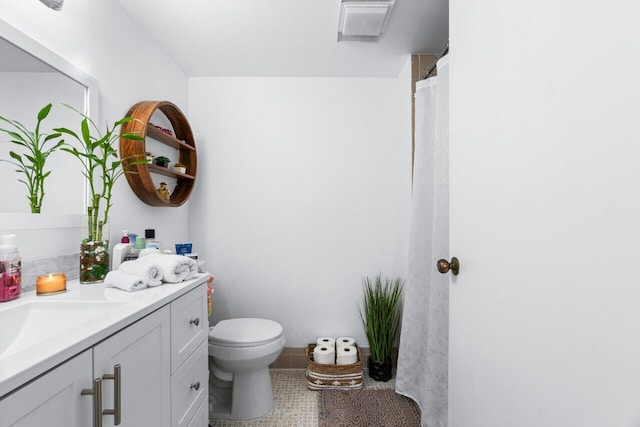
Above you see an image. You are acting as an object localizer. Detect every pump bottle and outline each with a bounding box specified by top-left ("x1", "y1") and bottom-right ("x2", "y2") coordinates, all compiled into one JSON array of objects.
[
  {"x1": 0, "y1": 234, "x2": 21, "y2": 302},
  {"x1": 112, "y1": 230, "x2": 134, "y2": 270}
]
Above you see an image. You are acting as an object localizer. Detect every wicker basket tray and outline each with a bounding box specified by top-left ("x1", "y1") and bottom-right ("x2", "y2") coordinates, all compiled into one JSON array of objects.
[{"x1": 306, "y1": 343, "x2": 363, "y2": 390}]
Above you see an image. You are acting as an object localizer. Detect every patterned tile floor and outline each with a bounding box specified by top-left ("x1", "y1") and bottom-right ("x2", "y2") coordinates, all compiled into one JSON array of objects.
[{"x1": 209, "y1": 369, "x2": 395, "y2": 427}]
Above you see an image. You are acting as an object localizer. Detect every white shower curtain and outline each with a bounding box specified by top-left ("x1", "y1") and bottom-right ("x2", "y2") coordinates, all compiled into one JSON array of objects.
[{"x1": 396, "y1": 56, "x2": 449, "y2": 427}]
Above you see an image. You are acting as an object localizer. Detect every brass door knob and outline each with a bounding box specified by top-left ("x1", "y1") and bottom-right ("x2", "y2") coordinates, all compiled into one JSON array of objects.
[{"x1": 437, "y1": 257, "x2": 460, "y2": 275}]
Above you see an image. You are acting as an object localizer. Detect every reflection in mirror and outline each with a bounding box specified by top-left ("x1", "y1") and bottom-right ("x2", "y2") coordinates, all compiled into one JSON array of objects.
[{"x1": 0, "y1": 19, "x2": 98, "y2": 217}]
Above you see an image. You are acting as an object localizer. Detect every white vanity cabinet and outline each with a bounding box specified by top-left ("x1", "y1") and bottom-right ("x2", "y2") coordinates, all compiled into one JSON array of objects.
[{"x1": 0, "y1": 279, "x2": 209, "y2": 427}]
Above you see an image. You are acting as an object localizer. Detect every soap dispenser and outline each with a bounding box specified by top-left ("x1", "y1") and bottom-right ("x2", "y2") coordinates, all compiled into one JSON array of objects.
[{"x1": 0, "y1": 234, "x2": 21, "y2": 302}]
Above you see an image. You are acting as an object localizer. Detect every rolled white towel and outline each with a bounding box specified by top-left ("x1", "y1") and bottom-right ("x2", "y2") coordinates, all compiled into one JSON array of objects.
[
  {"x1": 137, "y1": 253, "x2": 197, "y2": 283},
  {"x1": 119, "y1": 260, "x2": 163, "y2": 287},
  {"x1": 104, "y1": 270, "x2": 148, "y2": 292}
]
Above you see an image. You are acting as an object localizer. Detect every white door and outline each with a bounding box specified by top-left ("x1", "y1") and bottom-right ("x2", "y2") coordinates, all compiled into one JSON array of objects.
[
  {"x1": 449, "y1": 1, "x2": 640, "y2": 426},
  {"x1": 94, "y1": 307, "x2": 171, "y2": 427}
]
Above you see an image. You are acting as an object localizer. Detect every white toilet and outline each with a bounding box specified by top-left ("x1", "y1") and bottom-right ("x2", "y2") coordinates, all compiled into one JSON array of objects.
[{"x1": 208, "y1": 318, "x2": 285, "y2": 420}]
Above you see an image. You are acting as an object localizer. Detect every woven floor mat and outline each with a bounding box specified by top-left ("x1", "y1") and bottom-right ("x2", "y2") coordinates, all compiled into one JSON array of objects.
[{"x1": 319, "y1": 388, "x2": 420, "y2": 427}]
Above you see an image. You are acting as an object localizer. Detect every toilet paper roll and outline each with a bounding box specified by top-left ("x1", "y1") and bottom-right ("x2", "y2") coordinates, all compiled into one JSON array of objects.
[
  {"x1": 313, "y1": 345, "x2": 335, "y2": 365},
  {"x1": 316, "y1": 336, "x2": 335, "y2": 349},
  {"x1": 336, "y1": 336, "x2": 356, "y2": 348},
  {"x1": 336, "y1": 345, "x2": 358, "y2": 365}
]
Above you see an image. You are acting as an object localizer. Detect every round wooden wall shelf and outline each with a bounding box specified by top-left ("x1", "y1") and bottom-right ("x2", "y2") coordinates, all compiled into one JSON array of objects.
[{"x1": 119, "y1": 101, "x2": 197, "y2": 207}]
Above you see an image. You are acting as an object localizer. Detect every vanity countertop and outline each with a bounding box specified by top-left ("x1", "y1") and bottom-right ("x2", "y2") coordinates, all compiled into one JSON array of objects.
[{"x1": 0, "y1": 273, "x2": 210, "y2": 398}]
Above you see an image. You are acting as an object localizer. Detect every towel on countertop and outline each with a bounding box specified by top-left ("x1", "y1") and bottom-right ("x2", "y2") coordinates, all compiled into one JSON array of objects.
[
  {"x1": 104, "y1": 270, "x2": 148, "y2": 292},
  {"x1": 119, "y1": 259, "x2": 163, "y2": 287},
  {"x1": 137, "y1": 253, "x2": 197, "y2": 283}
]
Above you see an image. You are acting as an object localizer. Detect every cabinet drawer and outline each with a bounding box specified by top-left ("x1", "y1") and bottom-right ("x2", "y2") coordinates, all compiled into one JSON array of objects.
[
  {"x1": 171, "y1": 283, "x2": 208, "y2": 372},
  {"x1": 171, "y1": 340, "x2": 208, "y2": 427},
  {"x1": 187, "y1": 397, "x2": 209, "y2": 427}
]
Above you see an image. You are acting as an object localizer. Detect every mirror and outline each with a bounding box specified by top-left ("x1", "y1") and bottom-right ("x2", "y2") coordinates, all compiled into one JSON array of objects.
[{"x1": 0, "y1": 18, "x2": 98, "y2": 219}]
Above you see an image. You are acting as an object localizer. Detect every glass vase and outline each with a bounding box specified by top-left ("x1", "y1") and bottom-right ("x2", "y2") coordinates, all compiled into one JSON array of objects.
[{"x1": 79, "y1": 215, "x2": 109, "y2": 284}]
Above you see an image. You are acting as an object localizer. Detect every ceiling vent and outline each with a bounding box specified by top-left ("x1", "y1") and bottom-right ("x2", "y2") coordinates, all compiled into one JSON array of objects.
[{"x1": 338, "y1": 0, "x2": 395, "y2": 42}]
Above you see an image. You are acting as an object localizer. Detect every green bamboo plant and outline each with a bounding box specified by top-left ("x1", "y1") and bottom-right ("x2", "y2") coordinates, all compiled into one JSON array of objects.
[
  {"x1": 358, "y1": 274, "x2": 404, "y2": 364},
  {"x1": 55, "y1": 104, "x2": 146, "y2": 242},
  {"x1": 0, "y1": 103, "x2": 63, "y2": 213}
]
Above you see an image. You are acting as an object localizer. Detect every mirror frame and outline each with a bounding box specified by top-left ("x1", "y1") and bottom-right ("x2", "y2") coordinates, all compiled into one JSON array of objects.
[{"x1": 0, "y1": 18, "x2": 98, "y2": 230}]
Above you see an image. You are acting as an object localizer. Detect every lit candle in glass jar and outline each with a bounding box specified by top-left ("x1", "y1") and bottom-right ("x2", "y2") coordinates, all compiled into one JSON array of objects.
[{"x1": 36, "y1": 273, "x2": 67, "y2": 295}]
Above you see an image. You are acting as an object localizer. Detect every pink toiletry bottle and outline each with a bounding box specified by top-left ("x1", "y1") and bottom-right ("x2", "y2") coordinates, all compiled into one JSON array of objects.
[{"x1": 0, "y1": 234, "x2": 21, "y2": 302}]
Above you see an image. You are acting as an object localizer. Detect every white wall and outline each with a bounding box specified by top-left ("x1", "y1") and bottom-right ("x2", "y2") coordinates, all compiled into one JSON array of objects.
[
  {"x1": 188, "y1": 63, "x2": 412, "y2": 346},
  {"x1": 0, "y1": 0, "x2": 189, "y2": 263}
]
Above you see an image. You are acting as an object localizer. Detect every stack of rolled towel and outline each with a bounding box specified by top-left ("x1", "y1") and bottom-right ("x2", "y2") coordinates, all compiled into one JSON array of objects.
[{"x1": 105, "y1": 253, "x2": 198, "y2": 292}]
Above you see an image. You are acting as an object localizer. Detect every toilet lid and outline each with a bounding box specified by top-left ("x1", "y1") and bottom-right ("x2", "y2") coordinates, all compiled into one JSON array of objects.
[{"x1": 209, "y1": 318, "x2": 283, "y2": 347}]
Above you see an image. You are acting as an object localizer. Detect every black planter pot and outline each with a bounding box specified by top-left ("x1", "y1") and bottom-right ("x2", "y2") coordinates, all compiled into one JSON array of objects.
[
  {"x1": 154, "y1": 158, "x2": 170, "y2": 168},
  {"x1": 368, "y1": 356, "x2": 392, "y2": 381}
]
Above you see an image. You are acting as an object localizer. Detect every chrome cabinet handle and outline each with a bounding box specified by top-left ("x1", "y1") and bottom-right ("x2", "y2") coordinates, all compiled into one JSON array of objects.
[
  {"x1": 102, "y1": 364, "x2": 122, "y2": 425},
  {"x1": 81, "y1": 378, "x2": 103, "y2": 427},
  {"x1": 190, "y1": 381, "x2": 200, "y2": 391},
  {"x1": 190, "y1": 317, "x2": 200, "y2": 326}
]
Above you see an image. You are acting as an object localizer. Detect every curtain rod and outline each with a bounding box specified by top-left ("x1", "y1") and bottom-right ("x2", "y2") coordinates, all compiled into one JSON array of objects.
[{"x1": 419, "y1": 41, "x2": 449, "y2": 81}]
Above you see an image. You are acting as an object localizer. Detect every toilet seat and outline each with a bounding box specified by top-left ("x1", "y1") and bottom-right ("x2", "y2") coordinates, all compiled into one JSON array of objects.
[{"x1": 209, "y1": 318, "x2": 283, "y2": 348}]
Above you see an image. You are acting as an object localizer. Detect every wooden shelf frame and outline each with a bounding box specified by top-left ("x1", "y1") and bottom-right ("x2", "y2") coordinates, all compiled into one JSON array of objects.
[
  {"x1": 146, "y1": 125, "x2": 196, "y2": 151},
  {"x1": 119, "y1": 101, "x2": 197, "y2": 207}
]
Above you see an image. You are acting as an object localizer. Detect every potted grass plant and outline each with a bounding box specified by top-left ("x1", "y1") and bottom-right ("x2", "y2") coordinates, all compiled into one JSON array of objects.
[
  {"x1": 358, "y1": 274, "x2": 404, "y2": 381},
  {"x1": 55, "y1": 104, "x2": 146, "y2": 283},
  {"x1": 0, "y1": 103, "x2": 63, "y2": 213}
]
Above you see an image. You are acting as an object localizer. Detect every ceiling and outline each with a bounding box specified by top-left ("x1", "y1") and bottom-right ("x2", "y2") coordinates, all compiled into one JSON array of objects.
[{"x1": 113, "y1": 0, "x2": 448, "y2": 78}]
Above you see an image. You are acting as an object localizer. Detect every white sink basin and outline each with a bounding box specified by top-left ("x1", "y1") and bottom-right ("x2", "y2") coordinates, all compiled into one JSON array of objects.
[{"x1": 0, "y1": 300, "x2": 125, "y2": 359}]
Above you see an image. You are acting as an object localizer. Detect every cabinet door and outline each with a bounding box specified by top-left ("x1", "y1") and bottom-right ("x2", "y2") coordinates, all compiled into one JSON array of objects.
[
  {"x1": 94, "y1": 307, "x2": 171, "y2": 427},
  {"x1": 0, "y1": 350, "x2": 92, "y2": 426}
]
